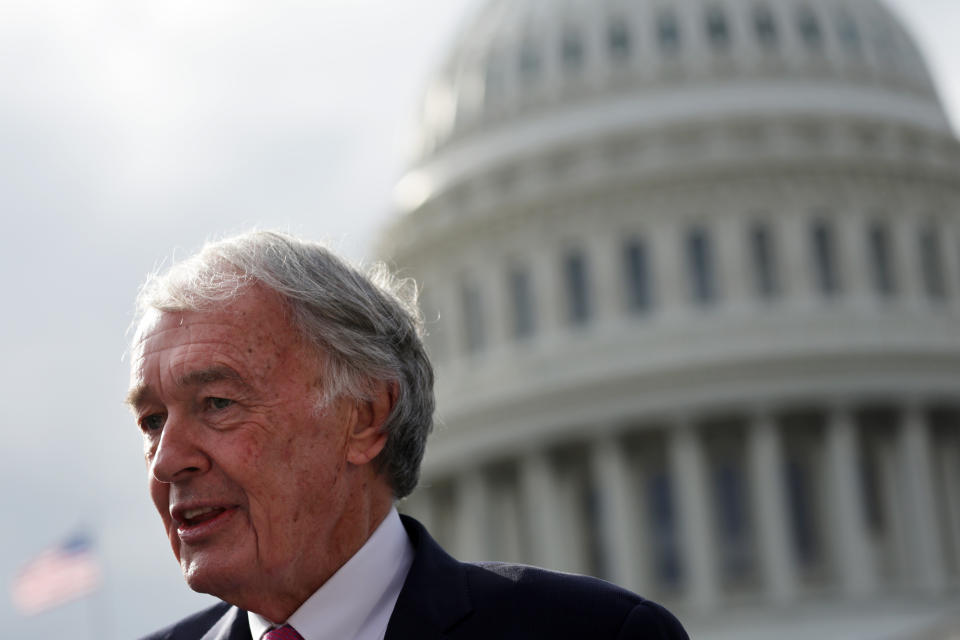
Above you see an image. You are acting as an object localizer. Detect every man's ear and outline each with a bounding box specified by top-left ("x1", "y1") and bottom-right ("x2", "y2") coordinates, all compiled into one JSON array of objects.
[{"x1": 346, "y1": 380, "x2": 397, "y2": 466}]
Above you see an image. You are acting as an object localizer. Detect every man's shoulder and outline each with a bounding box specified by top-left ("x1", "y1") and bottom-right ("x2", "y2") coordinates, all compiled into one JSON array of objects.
[
  {"x1": 465, "y1": 560, "x2": 636, "y2": 604},
  {"x1": 396, "y1": 514, "x2": 687, "y2": 639},
  {"x1": 460, "y1": 561, "x2": 687, "y2": 638},
  {"x1": 138, "y1": 601, "x2": 236, "y2": 640}
]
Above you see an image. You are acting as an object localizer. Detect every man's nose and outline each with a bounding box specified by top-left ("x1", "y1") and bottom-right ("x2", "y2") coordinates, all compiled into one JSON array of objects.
[{"x1": 150, "y1": 414, "x2": 210, "y2": 483}]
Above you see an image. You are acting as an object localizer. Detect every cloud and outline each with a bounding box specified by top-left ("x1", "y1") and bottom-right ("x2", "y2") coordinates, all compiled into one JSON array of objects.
[{"x1": 0, "y1": 1, "x2": 472, "y2": 636}]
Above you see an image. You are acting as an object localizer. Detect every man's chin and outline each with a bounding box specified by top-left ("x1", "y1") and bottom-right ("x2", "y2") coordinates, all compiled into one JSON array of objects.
[{"x1": 180, "y1": 554, "x2": 247, "y2": 599}]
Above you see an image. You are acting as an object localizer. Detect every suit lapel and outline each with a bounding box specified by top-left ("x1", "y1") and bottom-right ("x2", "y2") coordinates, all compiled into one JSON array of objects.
[
  {"x1": 385, "y1": 516, "x2": 473, "y2": 639},
  {"x1": 193, "y1": 517, "x2": 464, "y2": 640},
  {"x1": 199, "y1": 605, "x2": 252, "y2": 640}
]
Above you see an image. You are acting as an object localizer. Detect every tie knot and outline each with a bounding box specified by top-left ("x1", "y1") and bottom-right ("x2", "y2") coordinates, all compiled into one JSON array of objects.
[{"x1": 263, "y1": 624, "x2": 304, "y2": 640}]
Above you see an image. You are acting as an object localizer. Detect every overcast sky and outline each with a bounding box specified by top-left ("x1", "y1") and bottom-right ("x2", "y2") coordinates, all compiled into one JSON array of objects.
[{"x1": 0, "y1": 1, "x2": 956, "y2": 638}]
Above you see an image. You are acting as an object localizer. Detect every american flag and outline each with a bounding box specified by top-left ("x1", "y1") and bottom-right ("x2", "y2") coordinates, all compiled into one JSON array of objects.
[{"x1": 10, "y1": 532, "x2": 103, "y2": 615}]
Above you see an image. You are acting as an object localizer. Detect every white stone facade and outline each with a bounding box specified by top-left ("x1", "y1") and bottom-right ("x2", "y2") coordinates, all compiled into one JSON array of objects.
[{"x1": 379, "y1": 0, "x2": 960, "y2": 635}]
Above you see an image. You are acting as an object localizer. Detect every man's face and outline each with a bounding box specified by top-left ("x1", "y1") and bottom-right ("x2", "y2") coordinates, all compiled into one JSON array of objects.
[{"x1": 128, "y1": 287, "x2": 365, "y2": 608}]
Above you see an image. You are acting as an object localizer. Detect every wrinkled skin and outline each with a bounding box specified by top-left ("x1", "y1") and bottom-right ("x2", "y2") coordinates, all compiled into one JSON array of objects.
[{"x1": 127, "y1": 286, "x2": 394, "y2": 622}]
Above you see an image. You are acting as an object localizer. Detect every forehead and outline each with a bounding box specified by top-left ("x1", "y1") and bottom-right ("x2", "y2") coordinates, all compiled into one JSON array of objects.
[{"x1": 129, "y1": 287, "x2": 303, "y2": 390}]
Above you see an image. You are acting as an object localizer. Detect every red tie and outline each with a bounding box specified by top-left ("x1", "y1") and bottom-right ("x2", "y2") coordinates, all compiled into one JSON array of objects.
[{"x1": 263, "y1": 624, "x2": 304, "y2": 640}]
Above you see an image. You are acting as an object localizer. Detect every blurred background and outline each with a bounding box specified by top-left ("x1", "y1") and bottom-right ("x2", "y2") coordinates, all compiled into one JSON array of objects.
[{"x1": 1, "y1": 0, "x2": 958, "y2": 638}]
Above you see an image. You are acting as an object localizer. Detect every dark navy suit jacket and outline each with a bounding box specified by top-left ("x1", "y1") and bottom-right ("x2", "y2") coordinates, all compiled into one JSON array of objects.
[{"x1": 140, "y1": 516, "x2": 688, "y2": 640}]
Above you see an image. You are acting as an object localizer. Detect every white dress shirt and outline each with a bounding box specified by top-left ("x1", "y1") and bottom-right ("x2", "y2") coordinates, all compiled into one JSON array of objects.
[{"x1": 249, "y1": 507, "x2": 414, "y2": 640}]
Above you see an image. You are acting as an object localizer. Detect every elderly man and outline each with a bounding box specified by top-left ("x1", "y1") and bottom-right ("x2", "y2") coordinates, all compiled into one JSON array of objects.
[{"x1": 129, "y1": 231, "x2": 687, "y2": 640}]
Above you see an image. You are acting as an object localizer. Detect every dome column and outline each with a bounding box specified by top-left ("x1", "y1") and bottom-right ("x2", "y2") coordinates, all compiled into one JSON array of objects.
[
  {"x1": 893, "y1": 215, "x2": 924, "y2": 310},
  {"x1": 453, "y1": 466, "x2": 490, "y2": 561},
  {"x1": 520, "y1": 449, "x2": 566, "y2": 571},
  {"x1": 531, "y1": 244, "x2": 563, "y2": 341},
  {"x1": 838, "y1": 206, "x2": 871, "y2": 306},
  {"x1": 668, "y1": 418, "x2": 718, "y2": 610},
  {"x1": 897, "y1": 403, "x2": 946, "y2": 592},
  {"x1": 824, "y1": 405, "x2": 877, "y2": 597},
  {"x1": 449, "y1": 277, "x2": 471, "y2": 361},
  {"x1": 420, "y1": 278, "x2": 451, "y2": 365},
  {"x1": 587, "y1": 231, "x2": 622, "y2": 327},
  {"x1": 747, "y1": 410, "x2": 797, "y2": 603},
  {"x1": 941, "y1": 220, "x2": 960, "y2": 312},
  {"x1": 779, "y1": 205, "x2": 816, "y2": 306},
  {"x1": 483, "y1": 256, "x2": 510, "y2": 351},
  {"x1": 652, "y1": 219, "x2": 684, "y2": 318},
  {"x1": 939, "y1": 426, "x2": 960, "y2": 576},
  {"x1": 716, "y1": 211, "x2": 750, "y2": 308},
  {"x1": 590, "y1": 431, "x2": 647, "y2": 594},
  {"x1": 553, "y1": 457, "x2": 591, "y2": 575}
]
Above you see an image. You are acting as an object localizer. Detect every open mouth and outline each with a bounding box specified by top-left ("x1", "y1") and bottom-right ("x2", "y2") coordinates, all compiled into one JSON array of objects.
[{"x1": 180, "y1": 506, "x2": 227, "y2": 527}]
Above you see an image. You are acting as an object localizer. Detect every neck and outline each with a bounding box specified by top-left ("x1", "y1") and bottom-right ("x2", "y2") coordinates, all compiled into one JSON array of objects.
[{"x1": 247, "y1": 486, "x2": 395, "y2": 623}]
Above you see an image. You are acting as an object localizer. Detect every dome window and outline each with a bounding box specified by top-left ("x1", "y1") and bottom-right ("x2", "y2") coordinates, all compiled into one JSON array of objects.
[
  {"x1": 459, "y1": 279, "x2": 486, "y2": 354},
  {"x1": 507, "y1": 265, "x2": 537, "y2": 339},
  {"x1": 867, "y1": 222, "x2": 897, "y2": 297},
  {"x1": 810, "y1": 219, "x2": 840, "y2": 296},
  {"x1": 561, "y1": 29, "x2": 585, "y2": 72},
  {"x1": 686, "y1": 227, "x2": 718, "y2": 305},
  {"x1": 657, "y1": 10, "x2": 682, "y2": 55},
  {"x1": 706, "y1": 6, "x2": 731, "y2": 51},
  {"x1": 563, "y1": 249, "x2": 592, "y2": 325},
  {"x1": 519, "y1": 41, "x2": 542, "y2": 81},
  {"x1": 919, "y1": 224, "x2": 948, "y2": 301},
  {"x1": 837, "y1": 12, "x2": 862, "y2": 55},
  {"x1": 753, "y1": 5, "x2": 778, "y2": 49},
  {"x1": 749, "y1": 222, "x2": 780, "y2": 299},
  {"x1": 623, "y1": 237, "x2": 654, "y2": 313},
  {"x1": 797, "y1": 7, "x2": 824, "y2": 51},
  {"x1": 607, "y1": 18, "x2": 632, "y2": 62}
]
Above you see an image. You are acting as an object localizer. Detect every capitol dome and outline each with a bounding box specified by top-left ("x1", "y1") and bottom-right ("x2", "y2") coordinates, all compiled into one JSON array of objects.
[
  {"x1": 395, "y1": 0, "x2": 953, "y2": 211},
  {"x1": 380, "y1": 0, "x2": 960, "y2": 636}
]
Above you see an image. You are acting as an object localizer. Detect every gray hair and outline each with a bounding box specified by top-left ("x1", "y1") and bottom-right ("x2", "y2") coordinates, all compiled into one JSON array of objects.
[{"x1": 134, "y1": 230, "x2": 434, "y2": 499}]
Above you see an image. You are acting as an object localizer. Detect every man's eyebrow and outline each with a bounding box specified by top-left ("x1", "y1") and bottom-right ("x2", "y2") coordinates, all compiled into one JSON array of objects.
[
  {"x1": 125, "y1": 385, "x2": 150, "y2": 409},
  {"x1": 124, "y1": 366, "x2": 249, "y2": 409},
  {"x1": 176, "y1": 366, "x2": 248, "y2": 391}
]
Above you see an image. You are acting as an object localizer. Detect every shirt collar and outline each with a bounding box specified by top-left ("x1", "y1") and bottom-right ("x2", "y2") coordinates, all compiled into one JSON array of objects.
[{"x1": 249, "y1": 507, "x2": 414, "y2": 640}]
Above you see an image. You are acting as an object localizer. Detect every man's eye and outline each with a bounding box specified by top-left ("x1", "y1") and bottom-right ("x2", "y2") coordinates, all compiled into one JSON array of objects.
[
  {"x1": 207, "y1": 397, "x2": 233, "y2": 410},
  {"x1": 141, "y1": 414, "x2": 166, "y2": 432}
]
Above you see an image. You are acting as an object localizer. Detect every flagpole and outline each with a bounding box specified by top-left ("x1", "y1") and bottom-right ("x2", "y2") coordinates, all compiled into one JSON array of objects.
[
  {"x1": 87, "y1": 587, "x2": 97, "y2": 640},
  {"x1": 90, "y1": 534, "x2": 111, "y2": 640}
]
